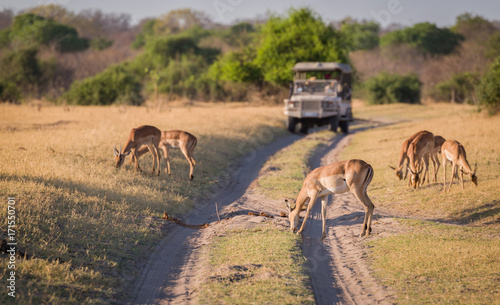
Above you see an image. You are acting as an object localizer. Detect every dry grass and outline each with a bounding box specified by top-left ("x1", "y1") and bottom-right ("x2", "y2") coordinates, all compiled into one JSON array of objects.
[
  {"x1": 0, "y1": 102, "x2": 286, "y2": 304},
  {"x1": 345, "y1": 101, "x2": 500, "y2": 224},
  {"x1": 198, "y1": 227, "x2": 314, "y2": 305},
  {"x1": 342, "y1": 101, "x2": 500, "y2": 304}
]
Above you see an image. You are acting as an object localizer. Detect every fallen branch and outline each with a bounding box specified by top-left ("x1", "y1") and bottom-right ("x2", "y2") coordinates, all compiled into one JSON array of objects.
[{"x1": 162, "y1": 212, "x2": 210, "y2": 229}]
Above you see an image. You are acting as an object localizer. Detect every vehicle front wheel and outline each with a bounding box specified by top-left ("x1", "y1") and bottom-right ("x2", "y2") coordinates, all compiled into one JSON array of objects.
[
  {"x1": 339, "y1": 120, "x2": 349, "y2": 134},
  {"x1": 329, "y1": 115, "x2": 339, "y2": 132},
  {"x1": 287, "y1": 117, "x2": 298, "y2": 133}
]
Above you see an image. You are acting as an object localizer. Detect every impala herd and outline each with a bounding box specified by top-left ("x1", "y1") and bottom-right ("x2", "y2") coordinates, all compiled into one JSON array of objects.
[
  {"x1": 390, "y1": 130, "x2": 478, "y2": 192},
  {"x1": 114, "y1": 126, "x2": 478, "y2": 238}
]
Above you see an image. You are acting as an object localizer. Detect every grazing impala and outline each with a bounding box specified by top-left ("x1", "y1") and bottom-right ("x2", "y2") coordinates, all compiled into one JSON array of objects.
[
  {"x1": 441, "y1": 140, "x2": 477, "y2": 192},
  {"x1": 133, "y1": 130, "x2": 197, "y2": 180},
  {"x1": 114, "y1": 125, "x2": 161, "y2": 175},
  {"x1": 285, "y1": 159, "x2": 375, "y2": 239},
  {"x1": 406, "y1": 131, "x2": 435, "y2": 188},
  {"x1": 390, "y1": 130, "x2": 428, "y2": 180},
  {"x1": 429, "y1": 135, "x2": 446, "y2": 183}
]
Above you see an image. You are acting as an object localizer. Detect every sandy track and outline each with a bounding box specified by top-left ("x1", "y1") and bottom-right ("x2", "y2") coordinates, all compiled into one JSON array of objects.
[
  {"x1": 302, "y1": 133, "x2": 396, "y2": 304},
  {"x1": 127, "y1": 133, "x2": 302, "y2": 304},
  {"x1": 128, "y1": 124, "x2": 397, "y2": 304}
]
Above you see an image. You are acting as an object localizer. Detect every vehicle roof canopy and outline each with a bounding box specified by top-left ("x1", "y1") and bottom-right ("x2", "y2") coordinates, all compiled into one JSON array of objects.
[{"x1": 292, "y1": 62, "x2": 352, "y2": 73}]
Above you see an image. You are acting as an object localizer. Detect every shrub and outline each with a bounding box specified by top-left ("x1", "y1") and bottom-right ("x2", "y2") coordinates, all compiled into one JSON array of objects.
[
  {"x1": 64, "y1": 64, "x2": 144, "y2": 105},
  {"x1": 365, "y1": 72, "x2": 421, "y2": 104},
  {"x1": 477, "y1": 56, "x2": 500, "y2": 115},
  {"x1": 429, "y1": 72, "x2": 480, "y2": 104},
  {"x1": 0, "y1": 81, "x2": 21, "y2": 103},
  {"x1": 254, "y1": 8, "x2": 349, "y2": 86},
  {"x1": 380, "y1": 22, "x2": 464, "y2": 56}
]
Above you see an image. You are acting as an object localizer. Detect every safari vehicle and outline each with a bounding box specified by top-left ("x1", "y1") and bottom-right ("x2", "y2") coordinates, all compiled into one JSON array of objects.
[{"x1": 284, "y1": 62, "x2": 353, "y2": 134}]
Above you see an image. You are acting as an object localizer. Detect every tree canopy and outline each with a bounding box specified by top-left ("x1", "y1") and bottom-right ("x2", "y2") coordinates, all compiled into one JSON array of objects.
[
  {"x1": 380, "y1": 22, "x2": 464, "y2": 56},
  {"x1": 253, "y1": 8, "x2": 349, "y2": 85}
]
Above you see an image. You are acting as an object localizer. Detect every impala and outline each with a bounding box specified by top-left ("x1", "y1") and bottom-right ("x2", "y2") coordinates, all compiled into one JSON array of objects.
[
  {"x1": 429, "y1": 135, "x2": 446, "y2": 183},
  {"x1": 133, "y1": 130, "x2": 197, "y2": 180},
  {"x1": 390, "y1": 130, "x2": 428, "y2": 180},
  {"x1": 114, "y1": 125, "x2": 161, "y2": 175},
  {"x1": 406, "y1": 131, "x2": 435, "y2": 188},
  {"x1": 285, "y1": 159, "x2": 375, "y2": 239},
  {"x1": 441, "y1": 140, "x2": 477, "y2": 192}
]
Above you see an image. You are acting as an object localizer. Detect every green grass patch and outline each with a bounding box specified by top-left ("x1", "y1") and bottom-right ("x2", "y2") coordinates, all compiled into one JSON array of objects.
[
  {"x1": 368, "y1": 219, "x2": 500, "y2": 304},
  {"x1": 198, "y1": 227, "x2": 314, "y2": 304},
  {"x1": 257, "y1": 130, "x2": 335, "y2": 200}
]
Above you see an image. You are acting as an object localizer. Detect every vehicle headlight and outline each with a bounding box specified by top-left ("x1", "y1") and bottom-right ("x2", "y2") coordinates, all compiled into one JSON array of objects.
[
  {"x1": 321, "y1": 101, "x2": 335, "y2": 109},
  {"x1": 288, "y1": 101, "x2": 299, "y2": 109}
]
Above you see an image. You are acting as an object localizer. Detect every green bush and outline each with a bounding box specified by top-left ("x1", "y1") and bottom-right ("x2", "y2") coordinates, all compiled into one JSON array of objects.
[
  {"x1": 380, "y1": 22, "x2": 464, "y2": 56},
  {"x1": 429, "y1": 72, "x2": 480, "y2": 104},
  {"x1": 5, "y1": 13, "x2": 89, "y2": 52},
  {"x1": 90, "y1": 38, "x2": 113, "y2": 50},
  {"x1": 365, "y1": 72, "x2": 421, "y2": 104},
  {"x1": 64, "y1": 64, "x2": 144, "y2": 105},
  {"x1": 477, "y1": 57, "x2": 500, "y2": 115},
  {"x1": 0, "y1": 81, "x2": 21, "y2": 103},
  {"x1": 207, "y1": 50, "x2": 262, "y2": 83}
]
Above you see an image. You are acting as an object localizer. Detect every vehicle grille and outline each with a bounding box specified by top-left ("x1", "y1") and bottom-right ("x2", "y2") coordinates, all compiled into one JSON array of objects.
[{"x1": 301, "y1": 101, "x2": 320, "y2": 111}]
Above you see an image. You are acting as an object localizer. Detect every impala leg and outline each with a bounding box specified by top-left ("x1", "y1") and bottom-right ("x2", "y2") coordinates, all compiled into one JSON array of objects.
[
  {"x1": 133, "y1": 149, "x2": 142, "y2": 172},
  {"x1": 146, "y1": 144, "x2": 156, "y2": 175},
  {"x1": 181, "y1": 146, "x2": 195, "y2": 180},
  {"x1": 154, "y1": 145, "x2": 161, "y2": 176},
  {"x1": 448, "y1": 162, "x2": 456, "y2": 192},
  {"x1": 434, "y1": 155, "x2": 440, "y2": 183},
  {"x1": 442, "y1": 156, "x2": 447, "y2": 192},
  {"x1": 162, "y1": 146, "x2": 171, "y2": 175},
  {"x1": 296, "y1": 191, "x2": 319, "y2": 235},
  {"x1": 321, "y1": 197, "x2": 327, "y2": 240},
  {"x1": 459, "y1": 167, "x2": 465, "y2": 189},
  {"x1": 351, "y1": 187, "x2": 375, "y2": 237}
]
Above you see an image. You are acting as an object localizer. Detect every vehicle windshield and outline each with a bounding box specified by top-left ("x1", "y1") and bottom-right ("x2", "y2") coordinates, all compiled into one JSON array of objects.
[{"x1": 294, "y1": 80, "x2": 338, "y2": 94}]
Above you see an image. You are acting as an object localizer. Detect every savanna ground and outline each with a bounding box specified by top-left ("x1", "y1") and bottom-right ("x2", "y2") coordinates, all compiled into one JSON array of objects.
[{"x1": 0, "y1": 100, "x2": 499, "y2": 304}]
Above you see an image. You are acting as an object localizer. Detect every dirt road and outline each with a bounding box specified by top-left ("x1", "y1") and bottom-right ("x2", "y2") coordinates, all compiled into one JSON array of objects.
[{"x1": 127, "y1": 125, "x2": 396, "y2": 304}]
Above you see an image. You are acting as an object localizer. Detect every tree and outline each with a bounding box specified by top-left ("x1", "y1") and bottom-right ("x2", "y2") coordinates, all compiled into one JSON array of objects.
[
  {"x1": 452, "y1": 13, "x2": 498, "y2": 41},
  {"x1": 6, "y1": 13, "x2": 89, "y2": 52},
  {"x1": 380, "y1": 22, "x2": 464, "y2": 56},
  {"x1": 339, "y1": 18, "x2": 380, "y2": 51},
  {"x1": 153, "y1": 9, "x2": 212, "y2": 36},
  {"x1": 477, "y1": 56, "x2": 500, "y2": 115},
  {"x1": 254, "y1": 8, "x2": 349, "y2": 86},
  {"x1": 365, "y1": 72, "x2": 421, "y2": 104}
]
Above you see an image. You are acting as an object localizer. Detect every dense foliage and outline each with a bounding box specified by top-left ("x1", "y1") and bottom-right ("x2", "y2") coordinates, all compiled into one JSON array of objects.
[
  {"x1": 430, "y1": 72, "x2": 480, "y2": 104},
  {"x1": 380, "y1": 22, "x2": 464, "y2": 56},
  {"x1": 365, "y1": 72, "x2": 421, "y2": 104},
  {"x1": 254, "y1": 8, "x2": 349, "y2": 86},
  {"x1": 3, "y1": 13, "x2": 89, "y2": 52},
  {"x1": 477, "y1": 56, "x2": 500, "y2": 115},
  {"x1": 64, "y1": 64, "x2": 143, "y2": 105},
  {"x1": 339, "y1": 18, "x2": 380, "y2": 51}
]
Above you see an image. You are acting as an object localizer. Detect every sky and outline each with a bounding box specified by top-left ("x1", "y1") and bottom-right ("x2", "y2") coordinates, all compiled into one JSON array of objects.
[{"x1": 1, "y1": 0, "x2": 500, "y2": 27}]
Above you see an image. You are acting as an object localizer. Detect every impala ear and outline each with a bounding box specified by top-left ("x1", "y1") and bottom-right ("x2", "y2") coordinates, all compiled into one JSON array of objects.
[
  {"x1": 123, "y1": 150, "x2": 132, "y2": 156},
  {"x1": 114, "y1": 145, "x2": 120, "y2": 156},
  {"x1": 418, "y1": 166, "x2": 423, "y2": 174},
  {"x1": 406, "y1": 164, "x2": 415, "y2": 175},
  {"x1": 388, "y1": 165, "x2": 396, "y2": 170},
  {"x1": 473, "y1": 163, "x2": 477, "y2": 174}
]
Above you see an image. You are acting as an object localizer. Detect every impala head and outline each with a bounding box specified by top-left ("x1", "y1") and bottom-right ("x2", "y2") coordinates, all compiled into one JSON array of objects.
[
  {"x1": 470, "y1": 163, "x2": 478, "y2": 186},
  {"x1": 114, "y1": 144, "x2": 131, "y2": 168},
  {"x1": 389, "y1": 165, "x2": 403, "y2": 180},
  {"x1": 284, "y1": 199, "x2": 299, "y2": 233},
  {"x1": 407, "y1": 164, "x2": 423, "y2": 189}
]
